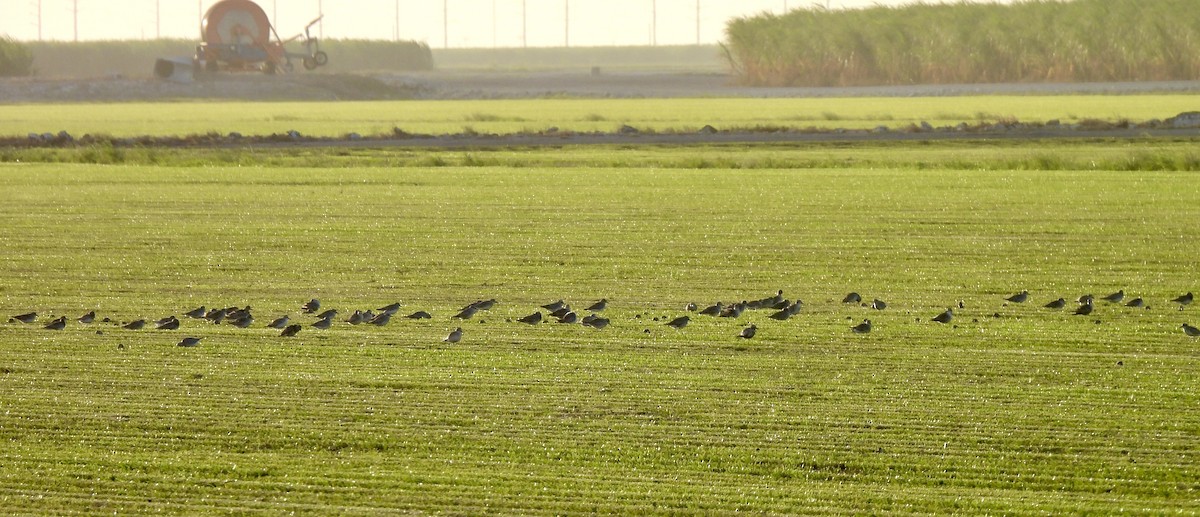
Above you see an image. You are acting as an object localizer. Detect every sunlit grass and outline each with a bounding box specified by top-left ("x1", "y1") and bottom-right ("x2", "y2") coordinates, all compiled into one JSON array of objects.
[
  {"x1": 0, "y1": 95, "x2": 1194, "y2": 138},
  {"x1": 0, "y1": 148, "x2": 1198, "y2": 513}
]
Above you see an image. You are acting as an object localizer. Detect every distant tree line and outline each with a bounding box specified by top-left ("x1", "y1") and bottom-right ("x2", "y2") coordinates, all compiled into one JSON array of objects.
[
  {"x1": 0, "y1": 36, "x2": 34, "y2": 77},
  {"x1": 724, "y1": 0, "x2": 1200, "y2": 86}
]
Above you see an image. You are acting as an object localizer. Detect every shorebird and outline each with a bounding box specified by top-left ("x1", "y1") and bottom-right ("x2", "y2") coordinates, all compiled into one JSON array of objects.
[
  {"x1": 549, "y1": 306, "x2": 572, "y2": 318},
  {"x1": 11, "y1": 312, "x2": 36, "y2": 324},
  {"x1": 346, "y1": 310, "x2": 365, "y2": 325},
  {"x1": 932, "y1": 309, "x2": 953, "y2": 324},
  {"x1": 1172, "y1": 292, "x2": 1194, "y2": 306},
  {"x1": 444, "y1": 327, "x2": 462, "y2": 343},
  {"x1": 1183, "y1": 323, "x2": 1200, "y2": 337},
  {"x1": 1102, "y1": 290, "x2": 1125, "y2": 303},
  {"x1": 1005, "y1": 291, "x2": 1029, "y2": 303},
  {"x1": 1125, "y1": 298, "x2": 1145, "y2": 308},
  {"x1": 467, "y1": 299, "x2": 496, "y2": 311},
  {"x1": 123, "y1": 319, "x2": 146, "y2": 330},
  {"x1": 316, "y1": 309, "x2": 338, "y2": 320},
  {"x1": 720, "y1": 302, "x2": 747, "y2": 318},
  {"x1": 557, "y1": 311, "x2": 578, "y2": 324},
  {"x1": 582, "y1": 316, "x2": 609, "y2": 329},
  {"x1": 280, "y1": 324, "x2": 302, "y2": 337},
  {"x1": 585, "y1": 299, "x2": 608, "y2": 312},
  {"x1": 517, "y1": 312, "x2": 543, "y2": 325},
  {"x1": 184, "y1": 306, "x2": 206, "y2": 318},
  {"x1": 685, "y1": 302, "x2": 697, "y2": 312},
  {"x1": 541, "y1": 300, "x2": 566, "y2": 312},
  {"x1": 770, "y1": 299, "x2": 791, "y2": 310},
  {"x1": 1044, "y1": 298, "x2": 1067, "y2": 309},
  {"x1": 377, "y1": 302, "x2": 402, "y2": 314},
  {"x1": 738, "y1": 324, "x2": 757, "y2": 339},
  {"x1": 267, "y1": 315, "x2": 290, "y2": 329},
  {"x1": 368, "y1": 312, "x2": 392, "y2": 326},
  {"x1": 229, "y1": 315, "x2": 252, "y2": 328},
  {"x1": 311, "y1": 316, "x2": 333, "y2": 329},
  {"x1": 157, "y1": 317, "x2": 181, "y2": 330},
  {"x1": 302, "y1": 299, "x2": 320, "y2": 313},
  {"x1": 177, "y1": 337, "x2": 202, "y2": 347},
  {"x1": 699, "y1": 302, "x2": 723, "y2": 316},
  {"x1": 453, "y1": 306, "x2": 478, "y2": 320},
  {"x1": 1077, "y1": 294, "x2": 1094, "y2": 305},
  {"x1": 843, "y1": 293, "x2": 862, "y2": 304},
  {"x1": 768, "y1": 308, "x2": 792, "y2": 321},
  {"x1": 1074, "y1": 299, "x2": 1094, "y2": 316},
  {"x1": 43, "y1": 317, "x2": 66, "y2": 330},
  {"x1": 77, "y1": 311, "x2": 96, "y2": 324},
  {"x1": 405, "y1": 311, "x2": 432, "y2": 319},
  {"x1": 871, "y1": 299, "x2": 887, "y2": 310},
  {"x1": 851, "y1": 319, "x2": 872, "y2": 333},
  {"x1": 665, "y1": 316, "x2": 689, "y2": 329}
]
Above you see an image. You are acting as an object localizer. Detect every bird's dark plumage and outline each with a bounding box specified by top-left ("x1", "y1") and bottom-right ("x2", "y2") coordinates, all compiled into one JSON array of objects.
[
  {"x1": 932, "y1": 309, "x2": 953, "y2": 324},
  {"x1": 302, "y1": 299, "x2": 320, "y2": 313},
  {"x1": 405, "y1": 311, "x2": 432, "y2": 319},
  {"x1": 665, "y1": 316, "x2": 689, "y2": 329},
  {"x1": 738, "y1": 324, "x2": 757, "y2": 339},
  {"x1": 517, "y1": 312, "x2": 543, "y2": 325},
  {"x1": 1044, "y1": 298, "x2": 1067, "y2": 309},
  {"x1": 1005, "y1": 291, "x2": 1029, "y2": 303},
  {"x1": 280, "y1": 324, "x2": 302, "y2": 337},
  {"x1": 851, "y1": 319, "x2": 871, "y2": 334},
  {"x1": 43, "y1": 317, "x2": 66, "y2": 330}
]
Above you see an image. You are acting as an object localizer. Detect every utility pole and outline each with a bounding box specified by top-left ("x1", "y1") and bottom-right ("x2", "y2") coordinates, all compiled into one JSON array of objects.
[
  {"x1": 156, "y1": 0, "x2": 161, "y2": 39},
  {"x1": 443, "y1": 0, "x2": 448, "y2": 49},
  {"x1": 73, "y1": 0, "x2": 78, "y2": 42},
  {"x1": 492, "y1": 0, "x2": 496, "y2": 48},
  {"x1": 522, "y1": 0, "x2": 527, "y2": 48},
  {"x1": 37, "y1": 0, "x2": 42, "y2": 41},
  {"x1": 696, "y1": 0, "x2": 700, "y2": 46},
  {"x1": 318, "y1": 0, "x2": 323, "y2": 39},
  {"x1": 564, "y1": 0, "x2": 569, "y2": 47},
  {"x1": 394, "y1": 0, "x2": 399, "y2": 41},
  {"x1": 648, "y1": 0, "x2": 657, "y2": 46}
]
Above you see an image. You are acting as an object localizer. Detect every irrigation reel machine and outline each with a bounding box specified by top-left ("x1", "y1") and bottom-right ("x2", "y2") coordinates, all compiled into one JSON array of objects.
[{"x1": 155, "y1": 0, "x2": 327, "y2": 79}]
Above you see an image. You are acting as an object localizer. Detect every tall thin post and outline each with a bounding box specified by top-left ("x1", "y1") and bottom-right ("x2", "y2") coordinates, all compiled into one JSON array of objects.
[
  {"x1": 394, "y1": 0, "x2": 399, "y2": 41},
  {"x1": 522, "y1": 0, "x2": 527, "y2": 48},
  {"x1": 37, "y1": 0, "x2": 42, "y2": 41},
  {"x1": 73, "y1": 0, "x2": 78, "y2": 41},
  {"x1": 696, "y1": 0, "x2": 701, "y2": 45},
  {"x1": 651, "y1": 0, "x2": 656, "y2": 46},
  {"x1": 491, "y1": 0, "x2": 496, "y2": 48},
  {"x1": 564, "y1": 0, "x2": 569, "y2": 47},
  {"x1": 156, "y1": 0, "x2": 161, "y2": 39},
  {"x1": 443, "y1": 0, "x2": 448, "y2": 49},
  {"x1": 272, "y1": 0, "x2": 277, "y2": 26},
  {"x1": 318, "y1": 0, "x2": 323, "y2": 39}
]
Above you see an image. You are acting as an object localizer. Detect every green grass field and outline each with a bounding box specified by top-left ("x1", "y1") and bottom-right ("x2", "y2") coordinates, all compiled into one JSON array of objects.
[
  {"x1": 1, "y1": 95, "x2": 1196, "y2": 138},
  {"x1": 1, "y1": 136, "x2": 1198, "y2": 512}
]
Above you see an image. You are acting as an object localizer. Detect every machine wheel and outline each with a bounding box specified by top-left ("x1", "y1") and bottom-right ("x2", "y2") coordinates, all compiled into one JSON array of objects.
[
  {"x1": 313, "y1": 51, "x2": 328, "y2": 66},
  {"x1": 283, "y1": 60, "x2": 295, "y2": 73},
  {"x1": 303, "y1": 56, "x2": 317, "y2": 71}
]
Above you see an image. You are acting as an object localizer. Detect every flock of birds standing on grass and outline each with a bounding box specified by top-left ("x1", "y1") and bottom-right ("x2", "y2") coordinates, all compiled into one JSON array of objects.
[{"x1": 7, "y1": 289, "x2": 1199, "y2": 347}]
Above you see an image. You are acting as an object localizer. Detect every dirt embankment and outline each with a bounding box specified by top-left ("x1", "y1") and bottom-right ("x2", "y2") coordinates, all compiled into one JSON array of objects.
[{"x1": 4, "y1": 71, "x2": 1200, "y2": 104}]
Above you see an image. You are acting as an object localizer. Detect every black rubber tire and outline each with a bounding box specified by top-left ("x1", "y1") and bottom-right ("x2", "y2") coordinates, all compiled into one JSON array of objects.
[
  {"x1": 303, "y1": 57, "x2": 317, "y2": 71},
  {"x1": 313, "y1": 51, "x2": 329, "y2": 66}
]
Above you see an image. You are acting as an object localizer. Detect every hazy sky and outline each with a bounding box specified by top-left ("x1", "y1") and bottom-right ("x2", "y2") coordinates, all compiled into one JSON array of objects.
[{"x1": 1, "y1": 0, "x2": 1012, "y2": 47}]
